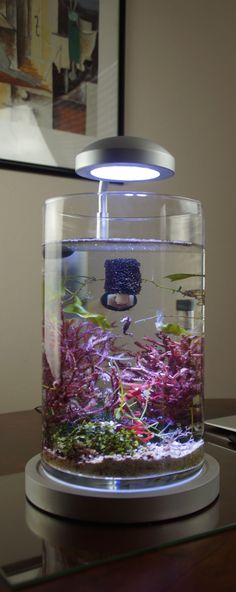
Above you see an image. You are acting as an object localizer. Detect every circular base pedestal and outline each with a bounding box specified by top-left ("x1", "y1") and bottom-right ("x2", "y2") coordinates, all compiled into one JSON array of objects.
[{"x1": 25, "y1": 454, "x2": 220, "y2": 523}]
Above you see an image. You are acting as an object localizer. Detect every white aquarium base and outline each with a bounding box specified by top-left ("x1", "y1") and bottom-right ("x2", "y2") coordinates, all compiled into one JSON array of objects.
[{"x1": 25, "y1": 453, "x2": 220, "y2": 523}]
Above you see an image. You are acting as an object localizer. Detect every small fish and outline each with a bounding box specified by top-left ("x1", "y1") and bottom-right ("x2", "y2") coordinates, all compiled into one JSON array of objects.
[
  {"x1": 120, "y1": 315, "x2": 133, "y2": 336},
  {"x1": 155, "y1": 310, "x2": 164, "y2": 331}
]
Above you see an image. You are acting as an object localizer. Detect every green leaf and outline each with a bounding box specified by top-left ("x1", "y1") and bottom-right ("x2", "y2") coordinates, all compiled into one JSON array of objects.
[
  {"x1": 114, "y1": 408, "x2": 121, "y2": 420},
  {"x1": 165, "y1": 273, "x2": 204, "y2": 282},
  {"x1": 63, "y1": 296, "x2": 111, "y2": 330},
  {"x1": 161, "y1": 323, "x2": 188, "y2": 336}
]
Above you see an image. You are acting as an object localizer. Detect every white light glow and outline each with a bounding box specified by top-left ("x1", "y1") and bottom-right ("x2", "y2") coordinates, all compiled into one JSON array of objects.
[
  {"x1": 90, "y1": 165, "x2": 161, "y2": 182},
  {"x1": 41, "y1": 465, "x2": 203, "y2": 494}
]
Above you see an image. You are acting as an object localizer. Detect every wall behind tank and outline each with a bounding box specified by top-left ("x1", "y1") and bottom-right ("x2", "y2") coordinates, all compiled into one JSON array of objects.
[
  {"x1": 0, "y1": 0, "x2": 235, "y2": 412},
  {"x1": 124, "y1": 0, "x2": 236, "y2": 402},
  {"x1": 0, "y1": 172, "x2": 95, "y2": 412}
]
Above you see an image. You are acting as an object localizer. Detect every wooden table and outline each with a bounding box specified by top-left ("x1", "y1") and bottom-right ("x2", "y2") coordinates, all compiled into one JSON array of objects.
[{"x1": 1, "y1": 399, "x2": 236, "y2": 591}]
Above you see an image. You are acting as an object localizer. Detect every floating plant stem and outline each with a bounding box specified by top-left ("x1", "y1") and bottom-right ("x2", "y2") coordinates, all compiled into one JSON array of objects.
[
  {"x1": 62, "y1": 270, "x2": 204, "y2": 306},
  {"x1": 142, "y1": 276, "x2": 205, "y2": 305},
  {"x1": 64, "y1": 275, "x2": 95, "y2": 292},
  {"x1": 142, "y1": 278, "x2": 179, "y2": 293},
  {"x1": 60, "y1": 271, "x2": 204, "y2": 313},
  {"x1": 165, "y1": 273, "x2": 205, "y2": 305}
]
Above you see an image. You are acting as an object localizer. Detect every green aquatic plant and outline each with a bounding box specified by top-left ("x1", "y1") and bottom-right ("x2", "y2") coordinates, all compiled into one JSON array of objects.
[
  {"x1": 51, "y1": 421, "x2": 139, "y2": 456},
  {"x1": 160, "y1": 323, "x2": 188, "y2": 336},
  {"x1": 43, "y1": 275, "x2": 110, "y2": 331},
  {"x1": 165, "y1": 273, "x2": 204, "y2": 282},
  {"x1": 63, "y1": 294, "x2": 111, "y2": 330}
]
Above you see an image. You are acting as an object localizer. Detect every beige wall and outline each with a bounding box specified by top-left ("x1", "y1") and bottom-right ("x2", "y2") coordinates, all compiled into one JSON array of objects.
[
  {"x1": 0, "y1": 0, "x2": 236, "y2": 411},
  {"x1": 0, "y1": 172, "x2": 94, "y2": 412},
  {"x1": 125, "y1": 0, "x2": 236, "y2": 402}
]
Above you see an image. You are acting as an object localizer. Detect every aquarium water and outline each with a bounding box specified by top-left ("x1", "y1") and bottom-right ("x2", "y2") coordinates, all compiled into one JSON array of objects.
[{"x1": 42, "y1": 197, "x2": 204, "y2": 490}]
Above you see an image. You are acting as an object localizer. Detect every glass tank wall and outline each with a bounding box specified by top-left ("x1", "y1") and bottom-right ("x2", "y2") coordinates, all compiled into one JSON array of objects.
[{"x1": 42, "y1": 192, "x2": 204, "y2": 488}]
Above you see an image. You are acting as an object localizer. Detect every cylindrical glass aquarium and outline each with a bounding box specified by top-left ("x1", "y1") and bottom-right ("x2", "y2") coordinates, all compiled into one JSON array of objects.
[{"x1": 42, "y1": 192, "x2": 204, "y2": 489}]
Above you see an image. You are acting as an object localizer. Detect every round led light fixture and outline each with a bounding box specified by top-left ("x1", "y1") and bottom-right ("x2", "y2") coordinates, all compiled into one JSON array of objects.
[{"x1": 75, "y1": 136, "x2": 175, "y2": 183}]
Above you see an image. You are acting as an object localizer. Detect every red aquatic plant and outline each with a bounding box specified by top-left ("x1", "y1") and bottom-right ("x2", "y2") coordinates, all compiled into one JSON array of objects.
[
  {"x1": 120, "y1": 332, "x2": 203, "y2": 425},
  {"x1": 43, "y1": 314, "x2": 203, "y2": 437},
  {"x1": 43, "y1": 316, "x2": 121, "y2": 423}
]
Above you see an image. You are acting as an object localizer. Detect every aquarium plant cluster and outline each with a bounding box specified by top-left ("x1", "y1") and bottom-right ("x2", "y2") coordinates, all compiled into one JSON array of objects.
[{"x1": 42, "y1": 257, "x2": 204, "y2": 480}]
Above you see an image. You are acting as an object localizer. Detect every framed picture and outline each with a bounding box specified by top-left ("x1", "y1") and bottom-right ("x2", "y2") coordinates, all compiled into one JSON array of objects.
[{"x1": 0, "y1": 0, "x2": 125, "y2": 177}]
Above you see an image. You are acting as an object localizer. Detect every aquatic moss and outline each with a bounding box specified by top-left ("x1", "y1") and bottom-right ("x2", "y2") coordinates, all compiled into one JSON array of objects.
[{"x1": 51, "y1": 421, "x2": 140, "y2": 457}]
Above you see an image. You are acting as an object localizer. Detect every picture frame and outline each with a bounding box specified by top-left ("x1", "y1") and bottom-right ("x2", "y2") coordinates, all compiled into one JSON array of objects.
[{"x1": 0, "y1": 0, "x2": 125, "y2": 177}]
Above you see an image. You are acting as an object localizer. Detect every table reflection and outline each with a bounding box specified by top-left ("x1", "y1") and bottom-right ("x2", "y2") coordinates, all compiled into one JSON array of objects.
[{"x1": 25, "y1": 496, "x2": 219, "y2": 576}]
